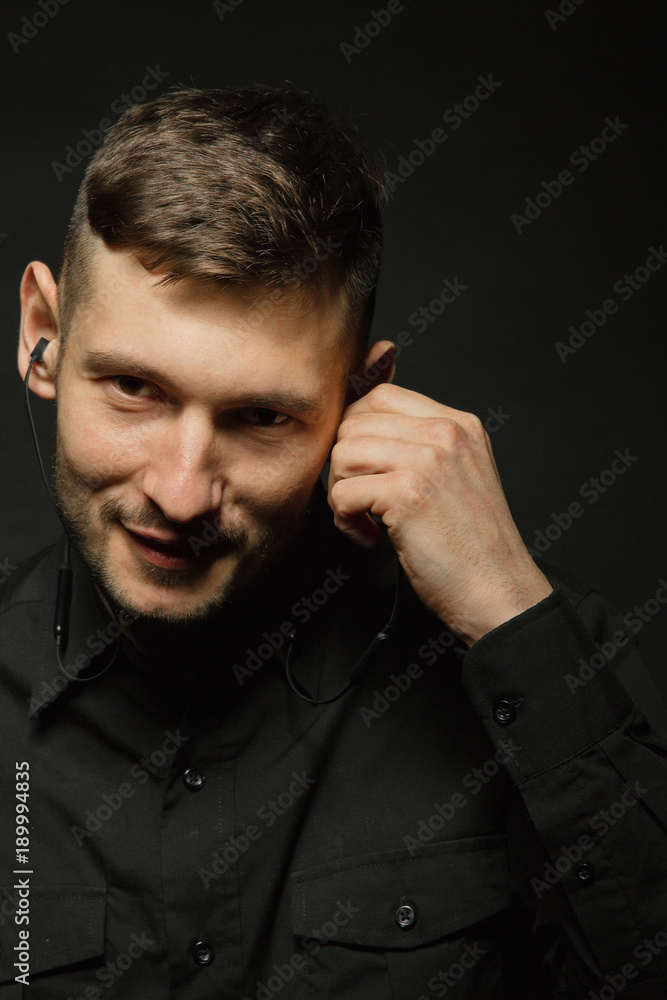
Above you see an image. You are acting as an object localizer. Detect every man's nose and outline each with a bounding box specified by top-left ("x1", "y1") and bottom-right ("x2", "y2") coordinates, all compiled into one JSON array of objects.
[{"x1": 140, "y1": 413, "x2": 223, "y2": 523}]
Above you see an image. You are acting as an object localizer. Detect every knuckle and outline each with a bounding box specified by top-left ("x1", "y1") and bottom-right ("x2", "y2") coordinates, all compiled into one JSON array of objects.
[
  {"x1": 338, "y1": 412, "x2": 364, "y2": 438},
  {"x1": 466, "y1": 413, "x2": 485, "y2": 439},
  {"x1": 329, "y1": 478, "x2": 347, "y2": 508},
  {"x1": 368, "y1": 383, "x2": 398, "y2": 408},
  {"x1": 329, "y1": 437, "x2": 344, "y2": 460},
  {"x1": 432, "y1": 417, "x2": 464, "y2": 448},
  {"x1": 398, "y1": 469, "x2": 432, "y2": 509},
  {"x1": 330, "y1": 437, "x2": 356, "y2": 471}
]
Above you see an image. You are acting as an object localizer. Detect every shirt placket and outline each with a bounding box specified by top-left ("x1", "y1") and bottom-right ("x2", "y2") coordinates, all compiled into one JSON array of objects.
[{"x1": 159, "y1": 683, "x2": 244, "y2": 998}]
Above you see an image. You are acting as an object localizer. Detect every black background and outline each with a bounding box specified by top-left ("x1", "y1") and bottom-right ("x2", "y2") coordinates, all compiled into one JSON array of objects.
[{"x1": 0, "y1": 1, "x2": 664, "y2": 690}]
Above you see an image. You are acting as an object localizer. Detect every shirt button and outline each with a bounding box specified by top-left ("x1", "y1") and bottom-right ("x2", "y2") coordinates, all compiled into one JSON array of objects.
[
  {"x1": 395, "y1": 904, "x2": 417, "y2": 929},
  {"x1": 493, "y1": 699, "x2": 516, "y2": 725},
  {"x1": 575, "y1": 862, "x2": 595, "y2": 885},
  {"x1": 191, "y1": 939, "x2": 214, "y2": 965},
  {"x1": 183, "y1": 767, "x2": 206, "y2": 791}
]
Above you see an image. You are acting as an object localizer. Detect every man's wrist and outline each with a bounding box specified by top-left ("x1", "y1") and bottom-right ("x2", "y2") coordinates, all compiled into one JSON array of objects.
[{"x1": 442, "y1": 571, "x2": 554, "y2": 648}]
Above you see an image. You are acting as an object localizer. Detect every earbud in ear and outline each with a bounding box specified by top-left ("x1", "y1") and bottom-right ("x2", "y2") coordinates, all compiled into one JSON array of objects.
[{"x1": 30, "y1": 337, "x2": 51, "y2": 364}]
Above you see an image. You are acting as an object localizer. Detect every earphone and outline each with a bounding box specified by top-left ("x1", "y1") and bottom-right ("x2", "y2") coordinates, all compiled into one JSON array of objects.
[
  {"x1": 24, "y1": 337, "x2": 119, "y2": 681},
  {"x1": 23, "y1": 336, "x2": 401, "y2": 701},
  {"x1": 283, "y1": 568, "x2": 401, "y2": 704}
]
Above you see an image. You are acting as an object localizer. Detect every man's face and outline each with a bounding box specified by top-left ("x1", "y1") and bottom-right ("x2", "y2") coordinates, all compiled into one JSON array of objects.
[{"x1": 53, "y1": 243, "x2": 350, "y2": 626}]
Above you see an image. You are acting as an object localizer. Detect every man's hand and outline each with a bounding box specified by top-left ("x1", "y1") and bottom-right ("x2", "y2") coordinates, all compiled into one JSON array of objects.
[{"x1": 327, "y1": 380, "x2": 552, "y2": 647}]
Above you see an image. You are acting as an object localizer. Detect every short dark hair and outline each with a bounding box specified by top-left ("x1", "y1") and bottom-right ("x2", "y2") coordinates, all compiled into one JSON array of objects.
[{"x1": 57, "y1": 85, "x2": 387, "y2": 368}]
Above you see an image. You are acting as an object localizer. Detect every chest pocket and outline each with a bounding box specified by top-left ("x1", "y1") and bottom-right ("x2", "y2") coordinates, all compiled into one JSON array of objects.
[
  {"x1": 290, "y1": 835, "x2": 511, "y2": 1000},
  {"x1": 0, "y1": 885, "x2": 105, "y2": 998}
]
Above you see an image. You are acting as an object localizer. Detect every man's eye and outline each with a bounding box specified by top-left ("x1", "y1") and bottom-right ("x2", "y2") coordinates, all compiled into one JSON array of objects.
[
  {"x1": 112, "y1": 376, "x2": 156, "y2": 398},
  {"x1": 241, "y1": 408, "x2": 289, "y2": 427}
]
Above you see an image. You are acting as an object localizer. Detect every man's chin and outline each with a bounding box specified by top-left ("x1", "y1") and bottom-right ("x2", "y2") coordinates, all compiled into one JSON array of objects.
[
  {"x1": 93, "y1": 550, "x2": 249, "y2": 629},
  {"x1": 104, "y1": 591, "x2": 238, "y2": 630},
  {"x1": 82, "y1": 521, "x2": 291, "y2": 630}
]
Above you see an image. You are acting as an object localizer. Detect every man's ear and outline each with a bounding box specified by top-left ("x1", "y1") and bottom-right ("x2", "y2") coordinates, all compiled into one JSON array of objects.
[
  {"x1": 18, "y1": 261, "x2": 60, "y2": 400},
  {"x1": 346, "y1": 339, "x2": 397, "y2": 404}
]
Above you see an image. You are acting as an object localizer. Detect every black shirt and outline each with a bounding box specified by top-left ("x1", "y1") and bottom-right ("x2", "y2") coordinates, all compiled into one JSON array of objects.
[{"x1": 1, "y1": 497, "x2": 667, "y2": 999}]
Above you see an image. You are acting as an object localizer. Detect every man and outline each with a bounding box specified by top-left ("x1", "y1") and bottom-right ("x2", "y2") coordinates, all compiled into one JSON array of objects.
[{"x1": 2, "y1": 85, "x2": 666, "y2": 999}]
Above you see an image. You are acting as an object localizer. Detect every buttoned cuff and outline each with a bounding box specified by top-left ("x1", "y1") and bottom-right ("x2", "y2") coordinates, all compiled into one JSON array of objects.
[{"x1": 459, "y1": 585, "x2": 634, "y2": 782}]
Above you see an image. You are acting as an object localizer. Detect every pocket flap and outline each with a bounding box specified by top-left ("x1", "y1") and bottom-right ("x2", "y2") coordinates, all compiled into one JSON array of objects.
[
  {"x1": 291, "y1": 835, "x2": 510, "y2": 950},
  {"x1": 0, "y1": 885, "x2": 106, "y2": 981}
]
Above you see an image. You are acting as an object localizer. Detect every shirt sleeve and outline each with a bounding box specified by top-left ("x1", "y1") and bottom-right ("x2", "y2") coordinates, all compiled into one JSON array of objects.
[{"x1": 460, "y1": 570, "x2": 667, "y2": 998}]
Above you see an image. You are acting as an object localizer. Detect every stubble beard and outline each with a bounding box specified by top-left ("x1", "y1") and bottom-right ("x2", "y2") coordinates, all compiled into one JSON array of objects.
[{"x1": 52, "y1": 440, "x2": 311, "y2": 632}]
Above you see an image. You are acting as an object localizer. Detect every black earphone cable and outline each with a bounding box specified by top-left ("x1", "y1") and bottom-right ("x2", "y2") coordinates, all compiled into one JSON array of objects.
[
  {"x1": 24, "y1": 338, "x2": 119, "y2": 682},
  {"x1": 24, "y1": 339, "x2": 57, "y2": 507},
  {"x1": 284, "y1": 559, "x2": 403, "y2": 705}
]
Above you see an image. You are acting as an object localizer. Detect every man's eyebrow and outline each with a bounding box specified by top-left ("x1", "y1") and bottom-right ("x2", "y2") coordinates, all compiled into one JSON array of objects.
[
  {"x1": 82, "y1": 350, "x2": 169, "y2": 387},
  {"x1": 80, "y1": 349, "x2": 324, "y2": 414}
]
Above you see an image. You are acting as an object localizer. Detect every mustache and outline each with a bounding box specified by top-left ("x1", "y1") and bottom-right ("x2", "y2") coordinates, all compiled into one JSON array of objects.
[{"x1": 97, "y1": 498, "x2": 248, "y2": 551}]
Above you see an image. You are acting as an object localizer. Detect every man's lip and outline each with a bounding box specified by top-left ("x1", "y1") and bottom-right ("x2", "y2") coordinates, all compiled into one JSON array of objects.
[
  {"x1": 124, "y1": 526, "x2": 192, "y2": 551},
  {"x1": 122, "y1": 525, "x2": 212, "y2": 570}
]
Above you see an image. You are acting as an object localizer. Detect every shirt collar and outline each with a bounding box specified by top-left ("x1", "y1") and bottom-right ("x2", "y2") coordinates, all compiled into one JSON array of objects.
[{"x1": 28, "y1": 535, "x2": 121, "y2": 718}]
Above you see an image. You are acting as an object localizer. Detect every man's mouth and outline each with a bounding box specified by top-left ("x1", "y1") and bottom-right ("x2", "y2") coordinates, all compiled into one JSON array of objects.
[{"x1": 122, "y1": 525, "x2": 225, "y2": 572}]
